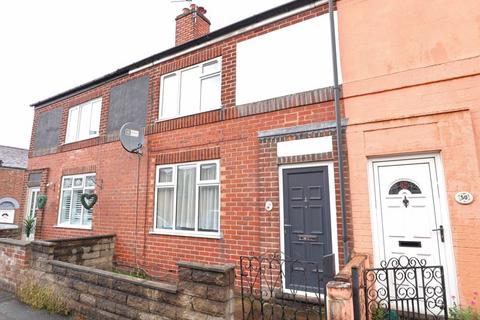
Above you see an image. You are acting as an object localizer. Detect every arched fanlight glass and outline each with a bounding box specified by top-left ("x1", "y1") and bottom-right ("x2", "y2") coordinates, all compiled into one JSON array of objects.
[{"x1": 388, "y1": 180, "x2": 421, "y2": 195}]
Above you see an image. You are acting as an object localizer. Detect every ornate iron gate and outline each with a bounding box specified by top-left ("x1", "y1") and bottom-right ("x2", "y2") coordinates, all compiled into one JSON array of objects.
[
  {"x1": 240, "y1": 253, "x2": 335, "y2": 320},
  {"x1": 360, "y1": 256, "x2": 448, "y2": 320}
]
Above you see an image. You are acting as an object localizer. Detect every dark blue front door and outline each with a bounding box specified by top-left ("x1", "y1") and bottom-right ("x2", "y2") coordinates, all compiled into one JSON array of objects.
[{"x1": 283, "y1": 166, "x2": 333, "y2": 292}]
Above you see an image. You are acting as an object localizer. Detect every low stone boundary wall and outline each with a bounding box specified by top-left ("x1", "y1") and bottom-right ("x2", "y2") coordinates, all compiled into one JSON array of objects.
[
  {"x1": 31, "y1": 260, "x2": 235, "y2": 319},
  {"x1": 0, "y1": 237, "x2": 236, "y2": 319},
  {"x1": 47, "y1": 234, "x2": 115, "y2": 269},
  {"x1": 0, "y1": 238, "x2": 31, "y2": 292},
  {"x1": 326, "y1": 254, "x2": 369, "y2": 320},
  {"x1": 0, "y1": 225, "x2": 20, "y2": 239}
]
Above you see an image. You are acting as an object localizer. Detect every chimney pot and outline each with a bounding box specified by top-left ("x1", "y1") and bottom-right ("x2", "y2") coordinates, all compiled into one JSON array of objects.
[{"x1": 175, "y1": 3, "x2": 211, "y2": 46}]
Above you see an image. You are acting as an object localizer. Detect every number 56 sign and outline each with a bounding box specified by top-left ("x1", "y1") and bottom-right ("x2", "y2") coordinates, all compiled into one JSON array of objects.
[{"x1": 455, "y1": 192, "x2": 473, "y2": 205}]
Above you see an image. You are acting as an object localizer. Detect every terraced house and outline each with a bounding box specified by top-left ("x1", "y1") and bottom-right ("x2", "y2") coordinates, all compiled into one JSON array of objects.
[
  {"x1": 0, "y1": 145, "x2": 28, "y2": 239},
  {"x1": 25, "y1": 0, "x2": 345, "y2": 292},
  {"x1": 338, "y1": 0, "x2": 480, "y2": 309},
  {"x1": 21, "y1": 0, "x2": 480, "y2": 314}
]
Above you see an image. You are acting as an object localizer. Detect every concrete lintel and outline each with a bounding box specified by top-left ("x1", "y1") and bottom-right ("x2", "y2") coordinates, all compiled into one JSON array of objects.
[{"x1": 258, "y1": 119, "x2": 348, "y2": 138}]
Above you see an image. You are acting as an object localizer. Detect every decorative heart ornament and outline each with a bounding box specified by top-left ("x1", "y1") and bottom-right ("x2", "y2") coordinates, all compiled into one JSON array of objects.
[
  {"x1": 80, "y1": 193, "x2": 98, "y2": 210},
  {"x1": 37, "y1": 195, "x2": 47, "y2": 209}
]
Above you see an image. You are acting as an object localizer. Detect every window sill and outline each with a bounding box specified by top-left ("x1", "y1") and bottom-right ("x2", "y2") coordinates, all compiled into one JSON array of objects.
[
  {"x1": 149, "y1": 229, "x2": 223, "y2": 239},
  {"x1": 63, "y1": 135, "x2": 99, "y2": 146},
  {"x1": 156, "y1": 106, "x2": 223, "y2": 122},
  {"x1": 54, "y1": 224, "x2": 92, "y2": 230}
]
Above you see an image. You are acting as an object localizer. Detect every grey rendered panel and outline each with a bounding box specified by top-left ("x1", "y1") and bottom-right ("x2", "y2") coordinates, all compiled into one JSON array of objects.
[
  {"x1": 34, "y1": 108, "x2": 62, "y2": 150},
  {"x1": 107, "y1": 76, "x2": 149, "y2": 134}
]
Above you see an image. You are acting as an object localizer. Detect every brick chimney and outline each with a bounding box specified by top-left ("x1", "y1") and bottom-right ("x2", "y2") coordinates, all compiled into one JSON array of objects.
[{"x1": 175, "y1": 4, "x2": 211, "y2": 46}]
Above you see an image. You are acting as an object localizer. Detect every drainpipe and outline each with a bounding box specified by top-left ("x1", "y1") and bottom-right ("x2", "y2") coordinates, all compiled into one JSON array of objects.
[{"x1": 328, "y1": 0, "x2": 350, "y2": 264}]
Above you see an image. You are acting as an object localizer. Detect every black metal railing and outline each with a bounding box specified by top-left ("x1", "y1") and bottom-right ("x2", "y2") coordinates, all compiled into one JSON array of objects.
[
  {"x1": 240, "y1": 253, "x2": 335, "y2": 320},
  {"x1": 356, "y1": 256, "x2": 448, "y2": 320}
]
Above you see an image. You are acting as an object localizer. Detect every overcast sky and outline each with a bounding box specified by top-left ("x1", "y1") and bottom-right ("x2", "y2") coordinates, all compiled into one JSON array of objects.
[{"x1": 0, "y1": 0, "x2": 291, "y2": 149}]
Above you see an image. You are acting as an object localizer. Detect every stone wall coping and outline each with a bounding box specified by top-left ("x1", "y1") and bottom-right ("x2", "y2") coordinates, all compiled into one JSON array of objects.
[
  {"x1": 177, "y1": 261, "x2": 235, "y2": 273},
  {"x1": 0, "y1": 238, "x2": 30, "y2": 247},
  {"x1": 31, "y1": 240, "x2": 56, "y2": 247},
  {"x1": 326, "y1": 281, "x2": 352, "y2": 300},
  {"x1": 49, "y1": 260, "x2": 177, "y2": 293},
  {"x1": 46, "y1": 234, "x2": 116, "y2": 243},
  {"x1": 0, "y1": 224, "x2": 19, "y2": 230}
]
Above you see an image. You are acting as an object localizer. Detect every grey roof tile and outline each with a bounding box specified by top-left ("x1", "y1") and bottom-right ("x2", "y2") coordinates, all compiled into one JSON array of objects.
[{"x1": 0, "y1": 146, "x2": 28, "y2": 169}]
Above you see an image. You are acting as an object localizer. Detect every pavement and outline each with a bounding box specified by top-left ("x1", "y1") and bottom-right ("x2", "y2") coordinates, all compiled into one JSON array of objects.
[{"x1": 0, "y1": 290, "x2": 72, "y2": 320}]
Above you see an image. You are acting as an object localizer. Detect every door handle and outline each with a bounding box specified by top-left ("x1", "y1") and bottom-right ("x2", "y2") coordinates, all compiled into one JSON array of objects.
[{"x1": 432, "y1": 225, "x2": 445, "y2": 243}]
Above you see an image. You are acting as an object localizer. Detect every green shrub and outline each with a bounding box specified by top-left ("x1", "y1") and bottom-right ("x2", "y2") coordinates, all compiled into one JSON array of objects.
[
  {"x1": 18, "y1": 282, "x2": 71, "y2": 316},
  {"x1": 372, "y1": 306, "x2": 388, "y2": 320},
  {"x1": 450, "y1": 293, "x2": 479, "y2": 320},
  {"x1": 112, "y1": 266, "x2": 149, "y2": 280},
  {"x1": 450, "y1": 304, "x2": 479, "y2": 320}
]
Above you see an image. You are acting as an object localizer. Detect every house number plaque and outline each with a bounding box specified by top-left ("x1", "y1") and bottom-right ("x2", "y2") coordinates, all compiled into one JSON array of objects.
[
  {"x1": 455, "y1": 192, "x2": 473, "y2": 205},
  {"x1": 265, "y1": 201, "x2": 273, "y2": 212}
]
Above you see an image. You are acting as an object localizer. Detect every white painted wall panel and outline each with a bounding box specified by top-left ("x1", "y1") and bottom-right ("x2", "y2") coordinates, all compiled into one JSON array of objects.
[
  {"x1": 0, "y1": 209, "x2": 14, "y2": 224},
  {"x1": 277, "y1": 136, "x2": 333, "y2": 157},
  {"x1": 236, "y1": 13, "x2": 341, "y2": 105}
]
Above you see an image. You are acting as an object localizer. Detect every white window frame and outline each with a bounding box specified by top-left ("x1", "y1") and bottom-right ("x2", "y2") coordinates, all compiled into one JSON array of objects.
[
  {"x1": 152, "y1": 160, "x2": 221, "y2": 238},
  {"x1": 56, "y1": 173, "x2": 96, "y2": 230},
  {"x1": 158, "y1": 58, "x2": 222, "y2": 120},
  {"x1": 65, "y1": 98, "x2": 102, "y2": 144}
]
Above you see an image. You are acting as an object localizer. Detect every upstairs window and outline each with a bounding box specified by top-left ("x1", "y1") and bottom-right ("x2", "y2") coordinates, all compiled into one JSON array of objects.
[
  {"x1": 58, "y1": 173, "x2": 96, "y2": 228},
  {"x1": 159, "y1": 58, "x2": 221, "y2": 119},
  {"x1": 65, "y1": 98, "x2": 102, "y2": 143}
]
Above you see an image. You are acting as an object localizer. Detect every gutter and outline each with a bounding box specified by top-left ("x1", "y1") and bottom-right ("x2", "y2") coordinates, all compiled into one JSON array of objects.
[
  {"x1": 31, "y1": 0, "x2": 325, "y2": 108},
  {"x1": 328, "y1": 0, "x2": 350, "y2": 264},
  {"x1": 0, "y1": 166, "x2": 27, "y2": 171}
]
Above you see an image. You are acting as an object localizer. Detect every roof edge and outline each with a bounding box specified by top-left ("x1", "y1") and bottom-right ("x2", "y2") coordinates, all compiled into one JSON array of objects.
[
  {"x1": 0, "y1": 145, "x2": 28, "y2": 151},
  {"x1": 0, "y1": 165, "x2": 27, "y2": 171}
]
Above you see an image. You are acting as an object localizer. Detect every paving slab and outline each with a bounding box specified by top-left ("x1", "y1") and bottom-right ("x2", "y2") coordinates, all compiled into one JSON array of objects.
[{"x1": 0, "y1": 290, "x2": 72, "y2": 320}]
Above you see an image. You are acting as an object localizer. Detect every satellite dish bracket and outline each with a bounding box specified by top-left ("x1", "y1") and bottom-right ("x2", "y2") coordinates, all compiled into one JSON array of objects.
[{"x1": 131, "y1": 143, "x2": 143, "y2": 156}]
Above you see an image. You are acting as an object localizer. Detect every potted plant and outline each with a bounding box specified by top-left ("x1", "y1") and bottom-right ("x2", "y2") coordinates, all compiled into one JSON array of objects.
[{"x1": 23, "y1": 214, "x2": 36, "y2": 240}]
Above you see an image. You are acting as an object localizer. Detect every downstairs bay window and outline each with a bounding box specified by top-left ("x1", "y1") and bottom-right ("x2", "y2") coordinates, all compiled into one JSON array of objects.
[
  {"x1": 57, "y1": 173, "x2": 95, "y2": 228},
  {"x1": 154, "y1": 160, "x2": 220, "y2": 237}
]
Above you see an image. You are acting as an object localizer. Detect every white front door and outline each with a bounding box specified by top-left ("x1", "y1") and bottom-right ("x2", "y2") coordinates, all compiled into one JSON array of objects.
[
  {"x1": 369, "y1": 155, "x2": 458, "y2": 303},
  {"x1": 25, "y1": 187, "x2": 39, "y2": 240}
]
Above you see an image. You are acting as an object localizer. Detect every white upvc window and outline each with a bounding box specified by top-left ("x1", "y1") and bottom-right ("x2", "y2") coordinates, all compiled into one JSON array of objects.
[
  {"x1": 57, "y1": 173, "x2": 96, "y2": 228},
  {"x1": 159, "y1": 58, "x2": 222, "y2": 119},
  {"x1": 65, "y1": 98, "x2": 102, "y2": 143},
  {"x1": 154, "y1": 160, "x2": 220, "y2": 238}
]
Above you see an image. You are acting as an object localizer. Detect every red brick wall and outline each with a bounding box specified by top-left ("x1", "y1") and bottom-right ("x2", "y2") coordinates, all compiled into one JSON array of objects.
[
  {"x1": 28, "y1": 100, "x2": 342, "y2": 280},
  {"x1": 26, "y1": 3, "x2": 348, "y2": 281},
  {"x1": 0, "y1": 167, "x2": 26, "y2": 226}
]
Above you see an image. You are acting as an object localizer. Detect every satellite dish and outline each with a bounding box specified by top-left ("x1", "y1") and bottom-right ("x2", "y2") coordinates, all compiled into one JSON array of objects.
[{"x1": 120, "y1": 122, "x2": 144, "y2": 154}]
